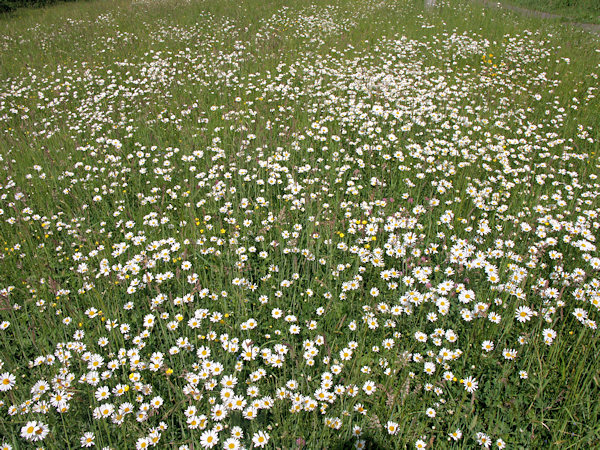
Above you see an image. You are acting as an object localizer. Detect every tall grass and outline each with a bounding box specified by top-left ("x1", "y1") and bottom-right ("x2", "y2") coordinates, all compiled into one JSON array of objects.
[
  {"x1": 0, "y1": 0, "x2": 599, "y2": 448},
  {"x1": 502, "y1": 0, "x2": 600, "y2": 24}
]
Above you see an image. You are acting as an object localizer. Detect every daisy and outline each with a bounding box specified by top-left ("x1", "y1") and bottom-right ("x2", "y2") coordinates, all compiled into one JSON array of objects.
[
  {"x1": 463, "y1": 376, "x2": 479, "y2": 393},
  {"x1": 449, "y1": 429, "x2": 462, "y2": 441},
  {"x1": 362, "y1": 380, "x2": 376, "y2": 395},
  {"x1": 502, "y1": 349, "x2": 518, "y2": 360},
  {"x1": 415, "y1": 440, "x2": 427, "y2": 449},
  {"x1": 481, "y1": 340, "x2": 494, "y2": 352},
  {"x1": 199, "y1": 429, "x2": 219, "y2": 448},
  {"x1": 515, "y1": 306, "x2": 533, "y2": 323},
  {"x1": 543, "y1": 328, "x2": 557, "y2": 344},
  {"x1": 252, "y1": 430, "x2": 270, "y2": 448},
  {"x1": 21, "y1": 421, "x2": 39, "y2": 441},
  {"x1": 230, "y1": 427, "x2": 243, "y2": 439},
  {"x1": 80, "y1": 432, "x2": 95, "y2": 447},
  {"x1": 222, "y1": 438, "x2": 240, "y2": 450},
  {"x1": 21, "y1": 420, "x2": 49, "y2": 442},
  {"x1": 0, "y1": 372, "x2": 16, "y2": 391},
  {"x1": 242, "y1": 406, "x2": 258, "y2": 420},
  {"x1": 136, "y1": 438, "x2": 151, "y2": 450},
  {"x1": 476, "y1": 432, "x2": 491, "y2": 448},
  {"x1": 211, "y1": 404, "x2": 227, "y2": 421},
  {"x1": 386, "y1": 421, "x2": 399, "y2": 435},
  {"x1": 424, "y1": 362, "x2": 436, "y2": 375},
  {"x1": 95, "y1": 386, "x2": 110, "y2": 401}
]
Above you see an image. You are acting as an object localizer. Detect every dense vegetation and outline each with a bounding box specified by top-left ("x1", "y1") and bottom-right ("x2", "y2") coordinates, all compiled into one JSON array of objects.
[
  {"x1": 0, "y1": 0, "x2": 83, "y2": 14},
  {"x1": 1, "y1": 0, "x2": 599, "y2": 448},
  {"x1": 504, "y1": 0, "x2": 600, "y2": 24}
]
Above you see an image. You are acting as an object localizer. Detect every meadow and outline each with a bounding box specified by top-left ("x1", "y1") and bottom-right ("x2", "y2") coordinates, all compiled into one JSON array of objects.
[{"x1": 0, "y1": 0, "x2": 599, "y2": 448}]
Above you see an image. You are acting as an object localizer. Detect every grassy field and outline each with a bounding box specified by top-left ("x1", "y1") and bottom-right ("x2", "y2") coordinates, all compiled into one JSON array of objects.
[
  {"x1": 502, "y1": 0, "x2": 600, "y2": 24},
  {"x1": 1, "y1": 0, "x2": 599, "y2": 448}
]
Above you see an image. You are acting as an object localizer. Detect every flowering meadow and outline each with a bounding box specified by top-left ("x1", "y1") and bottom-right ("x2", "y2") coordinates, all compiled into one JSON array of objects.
[{"x1": 1, "y1": 0, "x2": 599, "y2": 448}]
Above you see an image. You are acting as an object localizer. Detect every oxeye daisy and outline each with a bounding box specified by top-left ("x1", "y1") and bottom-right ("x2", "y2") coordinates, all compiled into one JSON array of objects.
[
  {"x1": 252, "y1": 430, "x2": 270, "y2": 448},
  {"x1": 449, "y1": 429, "x2": 462, "y2": 441},
  {"x1": 463, "y1": 376, "x2": 479, "y2": 393},
  {"x1": 80, "y1": 432, "x2": 95, "y2": 448},
  {"x1": 199, "y1": 429, "x2": 218, "y2": 448},
  {"x1": 0, "y1": 372, "x2": 16, "y2": 391}
]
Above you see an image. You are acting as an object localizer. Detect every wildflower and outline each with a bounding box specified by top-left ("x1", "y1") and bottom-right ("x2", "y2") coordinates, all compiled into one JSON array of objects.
[
  {"x1": 230, "y1": 427, "x2": 243, "y2": 439},
  {"x1": 476, "y1": 432, "x2": 491, "y2": 448},
  {"x1": 424, "y1": 362, "x2": 436, "y2": 375},
  {"x1": 20, "y1": 421, "x2": 49, "y2": 442},
  {"x1": 223, "y1": 438, "x2": 240, "y2": 450},
  {"x1": 515, "y1": 306, "x2": 533, "y2": 323},
  {"x1": 386, "y1": 421, "x2": 399, "y2": 435},
  {"x1": 449, "y1": 429, "x2": 462, "y2": 441},
  {"x1": 136, "y1": 438, "x2": 151, "y2": 450},
  {"x1": 481, "y1": 340, "x2": 494, "y2": 352},
  {"x1": 502, "y1": 349, "x2": 517, "y2": 360},
  {"x1": 199, "y1": 429, "x2": 219, "y2": 448},
  {"x1": 80, "y1": 432, "x2": 95, "y2": 448},
  {"x1": 542, "y1": 328, "x2": 557, "y2": 345},
  {"x1": 243, "y1": 406, "x2": 258, "y2": 420},
  {"x1": 463, "y1": 376, "x2": 478, "y2": 393},
  {"x1": 415, "y1": 439, "x2": 427, "y2": 449},
  {"x1": 252, "y1": 430, "x2": 270, "y2": 448},
  {"x1": 362, "y1": 381, "x2": 376, "y2": 395},
  {"x1": 0, "y1": 372, "x2": 16, "y2": 391}
]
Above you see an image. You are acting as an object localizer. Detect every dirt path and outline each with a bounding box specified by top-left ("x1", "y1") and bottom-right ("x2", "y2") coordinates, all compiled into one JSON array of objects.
[{"x1": 476, "y1": 0, "x2": 600, "y2": 36}]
